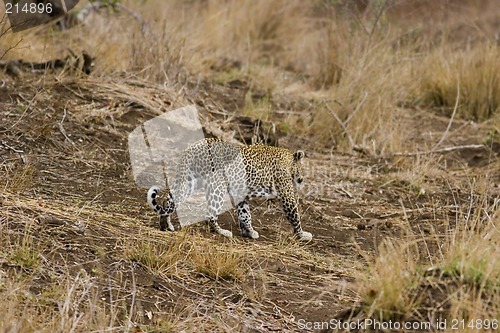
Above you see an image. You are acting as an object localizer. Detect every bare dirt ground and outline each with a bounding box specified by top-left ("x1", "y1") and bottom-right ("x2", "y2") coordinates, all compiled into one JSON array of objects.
[{"x1": 1, "y1": 69, "x2": 499, "y2": 332}]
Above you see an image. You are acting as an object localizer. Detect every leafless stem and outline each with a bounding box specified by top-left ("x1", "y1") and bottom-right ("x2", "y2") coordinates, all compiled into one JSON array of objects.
[
  {"x1": 323, "y1": 100, "x2": 355, "y2": 149},
  {"x1": 432, "y1": 80, "x2": 460, "y2": 151},
  {"x1": 345, "y1": 91, "x2": 368, "y2": 125},
  {"x1": 0, "y1": 13, "x2": 10, "y2": 39},
  {"x1": 0, "y1": 38, "x2": 22, "y2": 61},
  {"x1": 59, "y1": 109, "x2": 76, "y2": 148},
  {"x1": 323, "y1": 92, "x2": 368, "y2": 150},
  {"x1": 365, "y1": 0, "x2": 389, "y2": 51}
]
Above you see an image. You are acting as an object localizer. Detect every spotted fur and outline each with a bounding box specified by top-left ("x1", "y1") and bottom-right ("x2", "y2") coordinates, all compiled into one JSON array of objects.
[{"x1": 147, "y1": 138, "x2": 312, "y2": 241}]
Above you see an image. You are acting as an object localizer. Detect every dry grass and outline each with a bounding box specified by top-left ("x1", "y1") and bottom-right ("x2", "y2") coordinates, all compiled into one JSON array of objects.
[
  {"x1": 0, "y1": 189, "x2": 316, "y2": 331},
  {"x1": 416, "y1": 43, "x2": 500, "y2": 121},
  {"x1": 126, "y1": 230, "x2": 246, "y2": 281},
  {"x1": 1, "y1": 163, "x2": 37, "y2": 192},
  {"x1": 1, "y1": 0, "x2": 499, "y2": 150},
  {"x1": 358, "y1": 233, "x2": 423, "y2": 321},
  {"x1": 356, "y1": 176, "x2": 500, "y2": 326},
  {"x1": 191, "y1": 240, "x2": 246, "y2": 280},
  {"x1": 125, "y1": 231, "x2": 192, "y2": 278}
]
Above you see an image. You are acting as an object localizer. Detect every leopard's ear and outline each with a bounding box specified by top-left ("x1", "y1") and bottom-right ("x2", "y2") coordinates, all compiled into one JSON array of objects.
[{"x1": 294, "y1": 150, "x2": 305, "y2": 161}]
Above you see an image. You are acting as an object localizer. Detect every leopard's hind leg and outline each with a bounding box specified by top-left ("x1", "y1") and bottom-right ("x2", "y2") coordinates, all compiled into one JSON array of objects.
[{"x1": 205, "y1": 179, "x2": 233, "y2": 238}]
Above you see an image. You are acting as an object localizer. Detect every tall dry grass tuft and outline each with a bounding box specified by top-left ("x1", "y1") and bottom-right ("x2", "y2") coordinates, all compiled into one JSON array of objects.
[
  {"x1": 416, "y1": 43, "x2": 500, "y2": 121},
  {"x1": 1, "y1": 163, "x2": 37, "y2": 192},
  {"x1": 0, "y1": 220, "x2": 41, "y2": 271},
  {"x1": 0, "y1": 270, "x2": 129, "y2": 333},
  {"x1": 358, "y1": 234, "x2": 423, "y2": 321},
  {"x1": 190, "y1": 240, "x2": 246, "y2": 281},
  {"x1": 125, "y1": 231, "x2": 192, "y2": 278}
]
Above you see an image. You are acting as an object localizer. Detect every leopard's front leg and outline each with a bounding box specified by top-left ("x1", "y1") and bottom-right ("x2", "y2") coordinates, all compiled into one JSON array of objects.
[
  {"x1": 236, "y1": 199, "x2": 259, "y2": 239},
  {"x1": 280, "y1": 191, "x2": 312, "y2": 241}
]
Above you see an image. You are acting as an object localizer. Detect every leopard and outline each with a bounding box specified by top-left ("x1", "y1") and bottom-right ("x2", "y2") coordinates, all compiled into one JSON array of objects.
[{"x1": 147, "y1": 138, "x2": 312, "y2": 241}]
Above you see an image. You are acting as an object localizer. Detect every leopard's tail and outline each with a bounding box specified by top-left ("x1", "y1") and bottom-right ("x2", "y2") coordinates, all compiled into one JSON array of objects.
[{"x1": 147, "y1": 186, "x2": 165, "y2": 214}]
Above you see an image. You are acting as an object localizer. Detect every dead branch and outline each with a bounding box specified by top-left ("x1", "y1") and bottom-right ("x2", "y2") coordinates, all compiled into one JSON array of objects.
[
  {"x1": 0, "y1": 13, "x2": 11, "y2": 41},
  {"x1": 390, "y1": 144, "x2": 485, "y2": 157}
]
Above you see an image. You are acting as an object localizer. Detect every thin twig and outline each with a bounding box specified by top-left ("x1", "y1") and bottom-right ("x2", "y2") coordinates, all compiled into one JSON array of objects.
[
  {"x1": 365, "y1": 0, "x2": 389, "y2": 51},
  {"x1": 323, "y1": 92, "x2": 368, "y2": 150},
  {"x1": 1, "y1": 91, "x2": 39, "y2": 133},
  {"x1": 390, "y1": 144, "x2": 484, "y2": 156},
  {"x1": 432, "y1": 80, "x2": 460, "y2": 151},
  {"x1": 116, "y1": 4, "x2": 152, "y2": 35},
  {"x1": 323, "y1": 100, "x2": 355, "y2": 149},
  {"x1": 0, "y1": 140, "x2": 24, "y2": 153},
  {"x1": 59, "y1": 109, "x2": 76, "y2": 148},
  {"x1": 345, "y1": 91, "x2": 368, "y2": 125},
  {"x1": 0, "y1": 38, "x2": 22, "y2": 61}
]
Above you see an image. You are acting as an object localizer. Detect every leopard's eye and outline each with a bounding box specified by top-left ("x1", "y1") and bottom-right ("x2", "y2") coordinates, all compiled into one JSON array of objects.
[{"x1": 296, "y1": 177, "x2": 303, "y2": 184}]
